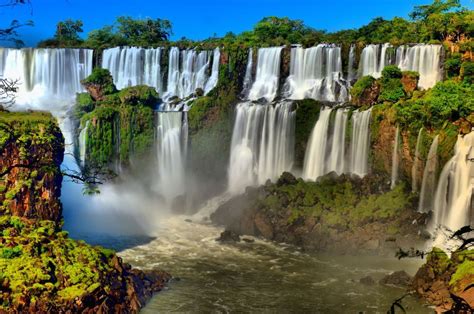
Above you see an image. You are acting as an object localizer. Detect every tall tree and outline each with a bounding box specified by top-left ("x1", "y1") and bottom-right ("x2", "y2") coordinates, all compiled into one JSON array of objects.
[{"x1": 54, "y1": 19, "x2": 83, "y2": 42}]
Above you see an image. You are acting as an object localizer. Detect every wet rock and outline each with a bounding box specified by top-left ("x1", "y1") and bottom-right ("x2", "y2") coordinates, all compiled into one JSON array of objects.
[
  {"x1": 277, "y1": 171, "x2": 297, "y2": 186},
  {"x1": 242, "y1": 238, "x2": 255, "y2": 243},
  {"x1": 217, "y1": 230, "x2": 241, "y2": 243},
  {"x1": 184, "y1": 219, "x2": 192, "y2": 223},
  {"x1": 380, "y1": 270, "x2": 412, "y2": 287},
  {"x1": 360, "y1": 276, "x2": 375, "y2": 285}
]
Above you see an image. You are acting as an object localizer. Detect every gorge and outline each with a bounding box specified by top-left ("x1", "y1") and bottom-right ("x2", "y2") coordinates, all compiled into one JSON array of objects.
[{"x1": 0, "y1": 2, "x2": 473, "y2": 312}]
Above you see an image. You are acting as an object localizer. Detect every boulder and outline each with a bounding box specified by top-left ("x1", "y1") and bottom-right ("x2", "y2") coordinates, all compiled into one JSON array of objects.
[
  {"x1": 380, "y1": 270, "x2": 412, "y2": 287},
  {"x1": 217, "y1": 230, "x2": 241, "y2": 243}
]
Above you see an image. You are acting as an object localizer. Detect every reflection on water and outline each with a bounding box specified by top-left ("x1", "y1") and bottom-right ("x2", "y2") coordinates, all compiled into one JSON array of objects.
[{"x1": 100, "y1": 215, "x2": 431, "y2": 313}]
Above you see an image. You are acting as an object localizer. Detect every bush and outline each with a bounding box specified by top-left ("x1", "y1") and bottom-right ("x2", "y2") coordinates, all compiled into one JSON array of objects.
[
  {"x1": 381, "y1": 65, "x2": 403, "y2": 80},
  {"x1": 118, "y1": 85, "x2": 159, "y2": 107},
  {"x1": 81, "y1": 68, "x2": 117, "y2": 95},
  {"x1": 379, "y1": 78, "x2": 405, "y2": 102},
  {"x1": 351, "y1": 75, "x2": 376, "y2": 99},
  {"x1": 461, "y1": 61, "x2": 474, "y2": 85},
  {"x1": 445, "y1": 53, "x2": 462, "y2": 78}
]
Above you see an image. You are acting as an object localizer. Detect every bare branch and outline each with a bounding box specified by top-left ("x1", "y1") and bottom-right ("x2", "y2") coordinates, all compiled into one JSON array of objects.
[{"x1": 0, "y1": 78, "x2": 19, "y2": 108}]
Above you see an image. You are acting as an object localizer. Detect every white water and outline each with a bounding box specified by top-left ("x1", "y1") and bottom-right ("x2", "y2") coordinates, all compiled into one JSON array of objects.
[
  {"x1": 228, "y1": 102, "x2": 295, "y2": 194},
  {"x1": 412, "y1": 128, "x2": 423, "y2": 192},
  {"x1": 102, "y1": 47, "x2": 164, "y2": 94},
  {"x1": 358, "y1": 44, "x2": 392, "y2": 79},
  {"x1": 418, "y1": 135, "x2": 439, "y2": 213},
  {"x1": 241, "y1": 48, "x2": 254, "y2": 99},
  {"x1": 347, "y1": 44, "x2": 356, "y2": 84},
  {"x1": 327, "y1": 108, "x2": 349, "y2": 175},
  {"x1": 303, "y1": 107, "x2": 372, "y2": 181},
  {"x1": 390, "y1": 126, "x2": 400, "y2": 189},
  {"x1": 247, "y1": 47, "x2": 283, "y2": 102},
  {"x1": 431, "y1": 131, "x2": 474, "y2": 233},
  {"x1": 396, "y1": 44, "x2": 442, "y2": 89},
  {"x1": 78, "y1": 120, "x2": 90, "y2": 167},
  {"x1": 303, "y1": 107, "x2": 333, "y2": 180},
  {"x1": 349, "y1": 109, "x2": 372, "y2": 177},
  {"x1": 0, "y1": 48, "x2": 92, "y2": 110},
  {"x1": 204, "y1": 48, "x2": 221, "y2": 94},
  {"x1": 156, "y1": 111, "x2": 188, "y2": 201},
  {"x1": 284, "y1": 44, "x2": 348, "y2": 102}
]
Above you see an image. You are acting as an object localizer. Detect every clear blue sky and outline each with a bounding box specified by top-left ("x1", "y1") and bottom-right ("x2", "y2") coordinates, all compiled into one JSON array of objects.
[{"x1": 2, "y1": 0, "x2": 473, "y2": 47}]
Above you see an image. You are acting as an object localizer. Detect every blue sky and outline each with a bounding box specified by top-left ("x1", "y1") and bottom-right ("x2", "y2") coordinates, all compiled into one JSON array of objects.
[{"x1": 2, "y1": 0, "x2": 473, "y2": 47}]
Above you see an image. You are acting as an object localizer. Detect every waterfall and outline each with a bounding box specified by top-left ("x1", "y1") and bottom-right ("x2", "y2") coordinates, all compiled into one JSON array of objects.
[
  {"x1": 328, "y1": 109, "x2": 349, "y2": 175},
  {"x1": 164, "y1": 47, "x2": 217, "y2": 100},
  {"x1": 396, "y1": 44, "x2": 442, "y2": 89},
  {"x1": 0, "y1": 48, "x2": 92, "y2": 109},
  {"x1": 347, "y1": 44, "x2": 356, "y2": 83},
  {"x1": 241, "y1": 48, "x2": 254, "y2": 98},
  {"x1": 391, "y1": 126, "x2": 400, "y2": 189},
  {"x1": 247, "y1": 47, "x2": 283, "y2": 102},
  {"x1": 284, "y1": 44, "x2": 348, "y2": 102},
  {"x1": 102, "y1": 47, "x2": 164, "y2": 94},
  {"x1": 204, "y1": 48, "x2": 220, "y2": 94},
  {"x1": 156, "y1": 111, "x2": 188, "y2": 200},
  {"x1": 228, "y1": 102, "x2": 295, "y2": 194},
  {"x1": 418, "y1": 135, "x2": 439, "y2": 213},
  {"x1": 431, "y1": 131, "x2": 474, "y2": 232},
  {"x1": 303, "y1": 107, "x2": 372, "y2": 181},
  {"x1": 358, "y1": 43, "x2": 393, "y2": 79},
  {"x1": 78, "y1": 120, "x2": 90, "y2": 167},
  {"x1": 412, "y1": 128, "x2": 424, "y2": 192},
  {"x1": 349, "y1": 109, "x2": 372, "y2": 177},
  {"x1": 302, "y1": 107, "x2": 333, "y2": 180}
]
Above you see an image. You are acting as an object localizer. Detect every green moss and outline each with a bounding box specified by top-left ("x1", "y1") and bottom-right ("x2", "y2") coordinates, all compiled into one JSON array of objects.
[
  {"x1": 449, "y1": 260, "x2": 474, "y2": 286},
  {"x1": 351, "y1": 75, "x2": 376, "y2": 99},
  {"x1": 294, "y1": 99, "x2": 321, "y2": 168},
  {"x1": 81, "y1": 68, "x2": 117, "y2": 95},
  {"x1": 118, "y1": 85, "x2": 159, "y2": 107}
]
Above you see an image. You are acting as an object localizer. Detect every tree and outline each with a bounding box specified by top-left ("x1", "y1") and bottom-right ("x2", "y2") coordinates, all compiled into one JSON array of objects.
[
  {"x1": 0, "y1": 1, "x2": 33, "y2": 46},
  {"x1": 115, "y1": 16, "x2": 172, "y2": 46},
  {"x1": 409, "y1": 0, "x2": 461, "y2": 21},
  {"x1": 54, "y1": 19, "x2": 83, "y2": 42}
]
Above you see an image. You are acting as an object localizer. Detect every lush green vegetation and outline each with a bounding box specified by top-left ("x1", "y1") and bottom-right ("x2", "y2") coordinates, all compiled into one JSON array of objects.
[
  {"x1": 77, "y1": 70, "x2": 158, "y2": 170},
  {"x1": 35, "y1": 0, "x2": 472, "y2": 50},
  {"x1": 0, "y1": 216, "x2": 119, "y2": 309}
]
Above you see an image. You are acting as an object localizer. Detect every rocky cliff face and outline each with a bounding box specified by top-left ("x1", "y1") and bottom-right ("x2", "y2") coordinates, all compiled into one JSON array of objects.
[
  {"x1": 211, "y1": 172, "x2": 427, "y2": 255},
  {"x1": 0, "y1": 112, "x2": 64, "y2": 222}
]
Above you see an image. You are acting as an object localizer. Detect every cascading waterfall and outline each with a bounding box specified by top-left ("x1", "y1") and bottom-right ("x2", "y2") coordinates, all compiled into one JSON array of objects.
[
  {"x1": 247, "y1": 47, "x2": 283, "y2": 102},
  {"x1": 391, "y1": 126, "x2": 400, "y2": 189},
  {"x1": 102, "y1": 47, "x2": 164, "y2": 93},
  {"x1": 418, "y1": 135, "x2": 439, "y2": 213},
  {"x1": 431, "y1": 131, "x2": 474, "y2": 232},
  {"x1": 0, "y1": 48, "x2": 92, "y2": 109},
  {"x1": 358, "y1": 43, "x2": 393, "y2": 79},
  {"x1": 302, "y1": 107, "x2": 333, "y2": 180},
  {"x1": 79, "y1": 120, "x2": 90, "y2": 167},
  {"x1": 284, "y1": 44, "x2": 348, "y2": 102},
  {"x1": 241, "y1": 48, "x2": 254, "y2": 98},
  {"x1": 228, "y1": 102, "x2": 295, "y2": 194},
  {"x1": 347, "y1": 44, "x2": 356, "y2": 84},
  {"x1": 349, "y1": 109, "x2": 372, "y2": 177},
  {"x1": 204, "y1": 48, "x2": 221, "y2": 94},
  {"x1": 327, "y1": 109, "x2": 349, "y2": 175},
  {"x1": 303, "y1": 107, "x2": 372, "y2": 181},
  {"x1": 412, "y1": 128, "x2": 424, "y2": 192},
  {"x1": 396, "y1": 44, "x2": 442, "y2": 89},
  {"x1": 156, "y1": 111, "x2": 188, "y2": 200}
]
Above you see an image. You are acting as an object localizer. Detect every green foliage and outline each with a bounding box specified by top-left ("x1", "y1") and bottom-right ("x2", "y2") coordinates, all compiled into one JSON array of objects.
[
  {"x1": 55, "y1": 19, "x2": 83, "y2": 42},
  {"x1": 445, "y1": 53, "x2": 462, "y2": 78},
  {"x1": 379, "y1": 66, "x2": 405, "y2": 103},
  {"x1": 75, "y1": 93, "x2": 95, "y2": 118},
  {"x1": 395, "y1": 80, "x2": 473, "y2": 130},
  {"x1": 81, "y1": 68, "x2": 117, "y2": 96},
  {"x1": 351, "y1": 76, "x2": 376, "y2": 99},
  {"x1": 118, "y1": 85, "x2": 159, "y2": 107},
  {"x1": 461, "y1": 61, "x2": 474, "y2": 84},
  {"x1": 294, "y1": 99, "x2": 321, "y2": 167},
  {"x1": 0, "y1": 217, "x2": 121, "y2": 308}
]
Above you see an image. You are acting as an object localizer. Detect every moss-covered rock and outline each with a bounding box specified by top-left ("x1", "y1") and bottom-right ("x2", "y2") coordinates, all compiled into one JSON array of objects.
[
  {"x1": 413, "y1": 247, "x2": 474, "y2": 312},
  {"x1": 118, "y1": 85, "x2": 159, "y2": 107},
  {"x1": 350, "y1": 75, "x2": 380, "y2": 106},
  {"x1": 0, "y1": 216, "x2": 170, "y2": 313},
  {"x1": 212, "y1": 172, "x2": 426, "y2": 254},
  {"x1": 81, "y1": 68, "x2": 117, "y2": 101},
  {"x1": 294, "y1": 99, "x2": 321, "y2": 168},
  {"x1": 0, "y1": 111, "x2": 64, "y2": 222}
]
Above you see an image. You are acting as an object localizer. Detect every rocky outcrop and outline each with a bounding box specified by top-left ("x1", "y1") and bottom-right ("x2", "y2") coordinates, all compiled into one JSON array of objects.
[
  {"x1": 0, "y1": 112, "x2": 64, "y2": 222},
  {"x1": 413, "y1": 248, "x2": 474, "y2": 312},
  {"x1": 211, "y1": 172, "x2": 426, "y2": 255},
  {"x1": 401, "y1": 71, "x2": 419, "y2": 95}
]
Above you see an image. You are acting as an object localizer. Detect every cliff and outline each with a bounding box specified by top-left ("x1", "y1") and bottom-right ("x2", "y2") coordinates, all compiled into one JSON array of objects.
[{"x1": 0, "y1": 110, "x2": 169, "y2": 313}]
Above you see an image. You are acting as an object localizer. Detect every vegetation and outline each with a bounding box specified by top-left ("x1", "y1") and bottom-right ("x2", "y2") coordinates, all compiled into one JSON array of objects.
[{"x1": 378, "y1": 66, "x2": 406, "y2": 103}]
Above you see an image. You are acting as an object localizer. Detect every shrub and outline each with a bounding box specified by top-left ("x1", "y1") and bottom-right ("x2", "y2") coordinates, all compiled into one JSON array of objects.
[
  {"x1": 444, "y1": 53, "x2": 462, "y2": 78},
  {"x1": 461, "y1": 61, "x2": 474, "y2": 85},
  {"x1": 118, "y1": 85, "x2": 159, "y2": 107},
  {"x1": 81, "y1": 68, "x2": 117, "y2": 95},
  {"x1": 381, "y1": 65, "x2": 402, "y2": 80},
  {"x1": 351, "y1": 75, "x2": 376, "y2": 99}
]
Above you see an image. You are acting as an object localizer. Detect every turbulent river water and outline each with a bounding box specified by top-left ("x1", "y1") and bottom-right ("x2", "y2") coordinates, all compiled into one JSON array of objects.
[{"x1": 68, "y1": 197, "x2": 431, "y2": 313}]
